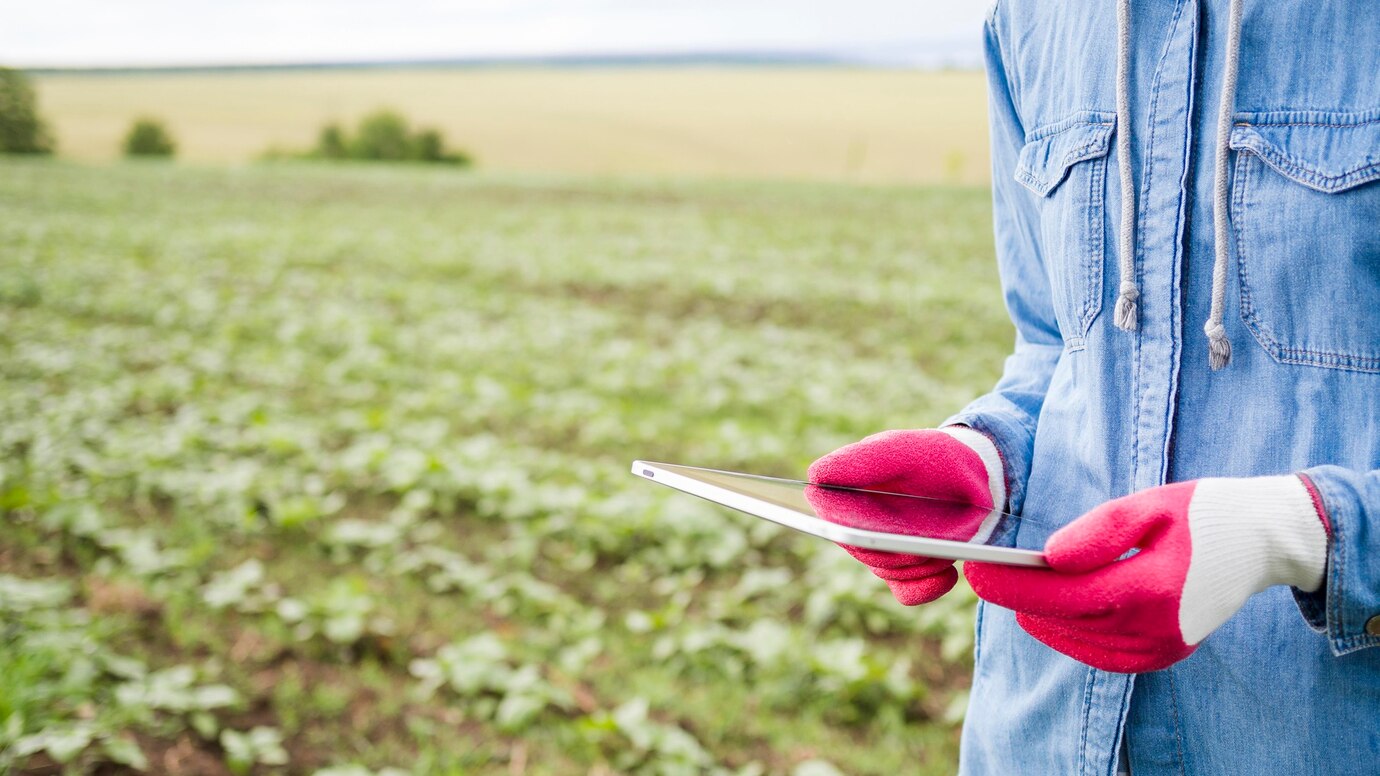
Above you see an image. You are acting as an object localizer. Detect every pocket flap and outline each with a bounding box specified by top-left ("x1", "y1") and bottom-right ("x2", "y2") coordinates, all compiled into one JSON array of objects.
[
  {"x1": 1230, "y1": 111, "x2": 1380, "y2": 194},
  {"x1": 1014, "y1": 112, "x2": 1116, "y2": 197}
]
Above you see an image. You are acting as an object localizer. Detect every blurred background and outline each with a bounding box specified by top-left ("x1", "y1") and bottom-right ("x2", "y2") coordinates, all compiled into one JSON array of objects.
[{"x1": 0, "y1": 2, "x2": 1011, "y2": 774}]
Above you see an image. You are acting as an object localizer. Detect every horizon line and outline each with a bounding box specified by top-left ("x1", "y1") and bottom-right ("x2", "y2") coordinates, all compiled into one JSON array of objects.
[{"x1": 15, "y1": 46, "x2": 982, "y2": 76}]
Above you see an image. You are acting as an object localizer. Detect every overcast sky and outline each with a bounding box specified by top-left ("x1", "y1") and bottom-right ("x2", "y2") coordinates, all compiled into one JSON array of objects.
[{"x1": 4, "y1": 0, "x2": 987, "y2": 67}]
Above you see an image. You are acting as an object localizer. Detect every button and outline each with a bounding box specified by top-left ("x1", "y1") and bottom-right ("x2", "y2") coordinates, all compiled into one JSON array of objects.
[{"x1": 1367, "y1": 616, "x2": 1380, "y2": 637}]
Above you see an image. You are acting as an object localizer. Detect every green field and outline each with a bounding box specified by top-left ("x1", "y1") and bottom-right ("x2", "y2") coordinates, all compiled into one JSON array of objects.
[
  {"x1": 0, "y1": 158, "x2": 1008, "y2": 774},
  {"x1": 33, "y1": 68, "x2": 990, "y2": 185}
]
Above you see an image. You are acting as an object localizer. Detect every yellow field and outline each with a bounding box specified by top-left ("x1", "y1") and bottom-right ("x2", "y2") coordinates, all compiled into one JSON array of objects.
[{"x1": 34, "y1": 67, "x2": 990, "y2": 184}]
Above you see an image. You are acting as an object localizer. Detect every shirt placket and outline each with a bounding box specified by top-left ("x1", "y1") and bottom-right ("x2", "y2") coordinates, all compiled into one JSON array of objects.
[{"x1": 1083, "y1": 0, "x2": 1200, "y2": 774}]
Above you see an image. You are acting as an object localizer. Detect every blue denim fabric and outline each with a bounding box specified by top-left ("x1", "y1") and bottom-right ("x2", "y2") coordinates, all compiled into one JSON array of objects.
[{"x1": 944, "y1": 2, "x2": 1380, "y2": 773}]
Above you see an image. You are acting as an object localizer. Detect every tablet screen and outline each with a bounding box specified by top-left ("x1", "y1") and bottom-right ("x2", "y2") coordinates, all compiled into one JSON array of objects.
[{"x1": 641, "y1": 462, "x2": 1020, "y2": 548}]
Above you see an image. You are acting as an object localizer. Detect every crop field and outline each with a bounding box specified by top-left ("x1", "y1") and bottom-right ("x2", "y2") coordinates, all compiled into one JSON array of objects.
[
  {"x1": 33, "y1": 68, "x2": 990, "y2": 185},
  {"x1": 0, "y1": 158, "x2": 1009, "y2": 774}
]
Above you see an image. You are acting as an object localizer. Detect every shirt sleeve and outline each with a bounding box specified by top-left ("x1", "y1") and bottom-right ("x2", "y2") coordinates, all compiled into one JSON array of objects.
[
  {"x1": 1291, "y1": 465, "x2": 1380, "y2": 655},
  {"x1": 943, "y1": 7, "x2": 1063, "y2": 516}
]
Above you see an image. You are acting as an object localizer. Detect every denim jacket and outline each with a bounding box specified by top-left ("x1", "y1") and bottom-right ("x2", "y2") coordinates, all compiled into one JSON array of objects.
[{"x1": 945, "y1": 2, "x2": 1380, "y2": 773}]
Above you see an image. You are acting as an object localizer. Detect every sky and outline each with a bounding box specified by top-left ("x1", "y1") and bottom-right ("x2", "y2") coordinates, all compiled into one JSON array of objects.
[{"x1": 3, "y1": 0, "x2": 987, "y2": 68}]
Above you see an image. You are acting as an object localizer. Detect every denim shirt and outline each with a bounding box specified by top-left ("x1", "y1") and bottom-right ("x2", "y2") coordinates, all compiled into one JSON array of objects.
[{"x1": 945, "y1": 2, "x2": 1380, "y2": 773}]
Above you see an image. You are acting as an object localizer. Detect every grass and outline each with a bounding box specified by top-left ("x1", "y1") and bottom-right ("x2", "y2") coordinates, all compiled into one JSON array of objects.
[
  {"x1": 0, "y1": 158, "x2": 1009, "y2": 774},
  {"x1": 32, "y1": 68, "x2": 990, "y2": 184}
]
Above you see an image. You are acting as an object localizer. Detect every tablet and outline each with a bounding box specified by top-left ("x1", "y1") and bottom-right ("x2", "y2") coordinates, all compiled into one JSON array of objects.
[{"x1": 632, "y1": 460, "x2": 1047, "y2": 568}]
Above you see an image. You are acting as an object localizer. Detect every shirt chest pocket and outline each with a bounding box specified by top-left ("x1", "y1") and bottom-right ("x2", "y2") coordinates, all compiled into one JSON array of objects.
[
  {"x1": 1230, "y1": 112, "x2": 1380, "y2": 372},
  {"x1": 1014, "y1": 112, "x2": 1117, "y2": 348}
]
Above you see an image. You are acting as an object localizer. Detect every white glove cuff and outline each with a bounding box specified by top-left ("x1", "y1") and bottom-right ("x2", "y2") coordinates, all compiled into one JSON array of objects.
[
  {"x1": 1179, "y1": 475, "x2": 1329, "y2": 645},
  {"x1": 939, "y1": 426, "x2": 1007, "y2": 544}
]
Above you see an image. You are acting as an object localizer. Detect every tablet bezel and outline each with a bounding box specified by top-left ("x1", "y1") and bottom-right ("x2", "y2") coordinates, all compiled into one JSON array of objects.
[{"x1": 632, "y1": 460, "x2": 1047, "y2": 568}]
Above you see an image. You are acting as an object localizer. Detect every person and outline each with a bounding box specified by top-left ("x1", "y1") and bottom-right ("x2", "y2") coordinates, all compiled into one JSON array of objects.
[{"x1": 808, "y1": 1, "x2": 1380, "y2": 773}]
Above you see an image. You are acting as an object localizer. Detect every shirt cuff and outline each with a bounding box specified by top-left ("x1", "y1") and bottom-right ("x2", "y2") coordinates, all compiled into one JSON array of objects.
[
  {"x1": 942, "y1": 407, "x2": 1036, "y2": 516},
  {"x1": 1292, "y1": 466, "x2": 1380, "y2": 655}
]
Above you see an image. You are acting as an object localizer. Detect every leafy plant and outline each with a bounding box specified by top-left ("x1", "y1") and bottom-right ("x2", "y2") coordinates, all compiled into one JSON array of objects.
[
  {"x1": 8, "y1": 724, "x2": 148, "y2": 771},
  {"x1": 221, "y1": 726, "x2": 289, "y2": 774},
  {"x1": 410, "y1": 634, "x2": 573, "y2": 732},
  {"x1": 579, "y1": 698, "x2": 719, "y2": 775},
  {"x1": 0, "y1": 68, "x2": 53, "y2": 154},
  {"x1": 123, "y1": 117, "x2": 176, "y2": 157},
  {"x1": 296, "y1": 577, "x2": 385, "y2": 645},
  {"x1": 0, "y1": 573, "x2": 234, "y2": 772}
]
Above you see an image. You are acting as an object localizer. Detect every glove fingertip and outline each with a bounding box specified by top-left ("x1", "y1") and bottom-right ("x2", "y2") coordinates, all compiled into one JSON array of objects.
[
  {"x1": 1041, "y1": 532, "x2": 1096, "y2": 573},
  {"x1": 887, "y1": 566, "x2": 958, "y2": 606},
  {"x1": 807, "y1": 451, "x2": 867, "y2": 488},
  {"x1": 1041, "y1": 505, "x2": 1138, "y2": 573},
  {"x1": 960, "y1": 560, "x2": 1005, "y2": 596},
  {"x1": 805, "y1": 455, "x2": 836, "y2": 484}
]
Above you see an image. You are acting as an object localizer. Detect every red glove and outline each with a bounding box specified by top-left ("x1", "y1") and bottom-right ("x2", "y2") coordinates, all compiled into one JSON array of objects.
[
  {"x1": 807, "y1": 428, "x2": 1006, "y2": 605},
  {"x1": 965, "y1": 475, "x2": 1330, "y2": 673}
]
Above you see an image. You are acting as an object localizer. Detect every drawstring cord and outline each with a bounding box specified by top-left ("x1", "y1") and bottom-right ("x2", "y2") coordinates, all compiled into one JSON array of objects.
[
  {"x1": 1207, "y1": 0, "x2": 1244, "y2": 370},
  {"x1": 1113, "y1": 0, "x2": 1244, "y2": 369},
  {"x1": 1113, "y1": 0, "x2": 1139, "y2": 331}
]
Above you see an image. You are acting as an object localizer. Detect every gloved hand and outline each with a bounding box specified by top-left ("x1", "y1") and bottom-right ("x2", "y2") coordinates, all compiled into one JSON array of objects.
[
  {"x1": 965, "y1": 475, "x2": 1331, "y2": 673},
  {"x1": 807, "y1": 427, "x2": 1006, "y2": 605}
]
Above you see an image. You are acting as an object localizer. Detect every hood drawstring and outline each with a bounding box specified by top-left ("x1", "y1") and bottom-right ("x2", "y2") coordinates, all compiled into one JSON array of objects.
[
  {"x1": 1113, "y1": 0, "x2": 1139, "y2": 331},
  {"x1": 1113, "y1": 0, "x2": 1245, "y2": 369},
  {"x1": 1206, "y1": 0, "x2": 1244, "y2": 370}
]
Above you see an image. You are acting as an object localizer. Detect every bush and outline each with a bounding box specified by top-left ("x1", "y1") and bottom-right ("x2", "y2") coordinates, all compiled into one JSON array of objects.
[
  {"x1": 410, "y1": 128, "x2": 471, "y2": 166},
  {"x1": 315, "y1": 124, "x2": 347, "y2": 160},
  {"x1": 0, "y1": 68, "x2": 54, "y2": 154},
  {"x1": 349, "y1": 110, "x2": 412, "y2": 161},
  {"x1": 304, "y1": 110, "x2": 471, "y2": 166},
  {"x1": 123, "y1": 118, "x2": 176, "y2": 158}
]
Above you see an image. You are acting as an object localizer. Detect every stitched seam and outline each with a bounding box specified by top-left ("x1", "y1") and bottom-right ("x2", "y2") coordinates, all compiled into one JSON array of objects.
[
  {"x1": 1076, "y1": 668, "x2": 1096, "y2": 776},
  {"x1": 1017, "y1": 129, "x2": 1116, "y2": 196},
  {"x1": 1077, "y1": 150, "x2": 1107, "y2": 335},
  {"x1": 1027, "y1": 111, "x2": 1118, "y2": 141},
  {"x1": 1125, "y1": 0, "x2": 1185, "y2": 499},
  {"x1": 1331, "y1": 493, "x2": 1346, "y2": 642},
  {"x1": 1236, "y1": 117, "x2": 1380, "y2": 128},
  {"x1": 1130, "y1": 317, "x2": 1142, "y2": 489},
  {"x1": 1241, "y1": 119, "x2": 1380, "y2": 127},
  {"x1": 1166, "y1": 670, "x2": 1186, "y2": 776},
  {"x1": 1062, "y1": 134, "x2": 1115, "y2": 169},
  {"x1": 1232, "y1": 136, "x2": 1380, "y2": 191},
  {"x1": 1234, "y1": 152, "x2": 1276, "y2": 352},
  {"x1": 1332, "y1": 634, "x2": 1380, "y2": 648},
  {"x1": 1232, "y1": 153, "x2": 1380, "y2": 373},
  {"x1": 1127, "y1": 82, "x2": 1153, "y2": 493},
  {"x1": 1157, "y1": 0, "x2": 1195, "y2": 491},
  {"x1": 1271, "y1": 349, "x2": 1380, "y2": 373},
  {"x1": 1014, "y1": 169, "x2": 1045, "y2": 194},
  {"x1": 1234, "y1": 106, "x2": 1380, "y2": 126},
  {"x1": 1104, "y1": 677, "x2": 1134, "y2": 776}
]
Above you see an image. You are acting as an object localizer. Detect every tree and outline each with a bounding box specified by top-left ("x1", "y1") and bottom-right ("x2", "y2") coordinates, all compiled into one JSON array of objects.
[
  {"x1": 123, "y1": 118, "x2": 176, "y2": 158},
  {"x1": 349, "y1": 110, "x2": 412, "y2": 161},
  {"x1": 0, "y1": 67, "x2": 54, "y2": 154}
]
